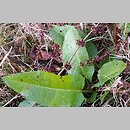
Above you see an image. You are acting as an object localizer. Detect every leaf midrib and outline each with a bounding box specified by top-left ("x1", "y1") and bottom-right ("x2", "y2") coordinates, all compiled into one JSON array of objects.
[{"x1": 5, "y1": 79, "x2": 83, "y2": 93}]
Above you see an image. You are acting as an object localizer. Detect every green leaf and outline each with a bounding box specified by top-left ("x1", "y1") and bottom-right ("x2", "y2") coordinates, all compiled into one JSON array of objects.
[
  {"x1": 99, "y1": 91, "x2": 109, "y2": 105},
  {"x1": 86, "y1": 93, "x2": 97, "y2": 103},
  {"x1": 2, "y1": 70, "x2": 85, "y2": 107},
  {"x1": 50, "y1": 25, "x2": 95, "y2": 82},
  {"x1": 49, "y1": 25, "x2": 77, "y2": 47},
  {"x1": 62, "y1": 27, "x2": 94, "y2": 81},
  {"x1": 94, "y1": 60, "x2": 126, "y2": 87},
  {"x1": 49, "y1": 25, "x2": 65, "y2": 47},
  {"x1": 19, "y1": 100, "x2": 35, "y2": 107},
  {"x1": 78, "y1": 30, "x2": 86, "y2": 39},
  {"x1": 124, "y1": 23, "x2": 130, "y2": 36},
  {"x1": 85, "y1": 41, "x2": 98, "y2": 59},
  {"x1": 82, "y1": 64, "x2": 94, "y2": 82}
]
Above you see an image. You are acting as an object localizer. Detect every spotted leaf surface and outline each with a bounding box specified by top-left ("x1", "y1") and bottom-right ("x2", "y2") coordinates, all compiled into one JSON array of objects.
[{"x1": 2, "y1": 70, "x2": 85, "y2": 107}]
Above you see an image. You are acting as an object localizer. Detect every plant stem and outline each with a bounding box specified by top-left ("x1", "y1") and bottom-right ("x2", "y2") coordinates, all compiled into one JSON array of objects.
[
  {"x1": 68, "y1": 46, "x2": 80, "y2": 63},
  {"x1": 3, "y1": 94, "x2": 20, "y2": 107},
  {"x1": 58, "y1": 68, "x2": 65, "y2": 75},
  {"x1": 58, "y1": 46, "x2": 80, "y2": 76},
  {"x1": 83, "y1": 23, "x2": 100, "y2": 41}
]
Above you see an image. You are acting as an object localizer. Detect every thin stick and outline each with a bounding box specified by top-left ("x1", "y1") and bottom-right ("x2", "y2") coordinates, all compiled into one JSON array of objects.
[
  {"x1": 80, "y1": 23, "x2": 84, "y2": 30},
  {"x1": 0, "y1": 46, "x2": 12, "y2": 67},
  {"x1": 58, "y1": 68, "x2": 65, "y2": 75},
  {"x1": 125, "y1": 98, "x2": 130, "y2": 107},
  {"x1": 3, "y1": 94, "x2": 20, "y2": 107},
  {"x1": 83, "y1": 23, "x2": 100, "y2": 41},
  {"x1": 2, "y1": 46, "x2": 16, "y2": 73},
  {"x1": 68, "y1": 46, "x2": 80, "y2": 63},
  {"x1": 58, "y1": 46, "x2": 80, "y2": 76}
]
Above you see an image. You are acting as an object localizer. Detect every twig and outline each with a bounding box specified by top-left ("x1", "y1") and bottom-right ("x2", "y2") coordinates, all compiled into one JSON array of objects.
[
  {"x1": 68, "y1": 46, "x2": 80, "y2": 63},
  {"x1": 1, "y1": 46, "x2": 16, "y2": 73},
  {"x1": 58, "y1": 68, "x2": 65, "y2": 75},
  {"x1": 3, "y1": 94, "x2": 20, "y2": 107},
  {"x1": 83, "y1": 23, "x2": 100, "y2": 41},
  {"x1": 80, "y1": 23, "x2": 84, "y2": 30},
  {"x1": 0, "y1": 46, "x2": 12, "y2": 67},
  {"x1": 125, "y1": 98, "x2": 130, "y2": 107}
]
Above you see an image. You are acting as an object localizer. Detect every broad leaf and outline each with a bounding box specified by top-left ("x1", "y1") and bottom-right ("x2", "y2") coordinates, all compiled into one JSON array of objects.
[
  {"x1": 62, "y1": 27, "x2": 94, "y2": 81},
  {"x1": 50, "y1": 25, "x2": 95, "y2": 81},
  {"x1": 2, "y1": 70, "x2": 85, "y2": 107},
  {"x1": 19, "y1": 100, "x2": 35, "y2": 107},
  {"x1": 82, "y1": 64, "x2": 94, "y2": 82},
  {"x1": 49, "y1": 25, "x2": 77, "y2": 47},
  {"x1": 78, "y1": 30, "x2": 86, "y2": 39},
  {"x1": 94, "y1": 60, "x2": 126, "y2": 87},
  {"x1": 86, "y1": 93, "x2": 97, "y2": 104},
  {"x1": 85, "y1": 41, "x2": 98, "y2": 59},
  {"x1": 49, "y1": 25, "x2": 65, "y2": 47}
]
